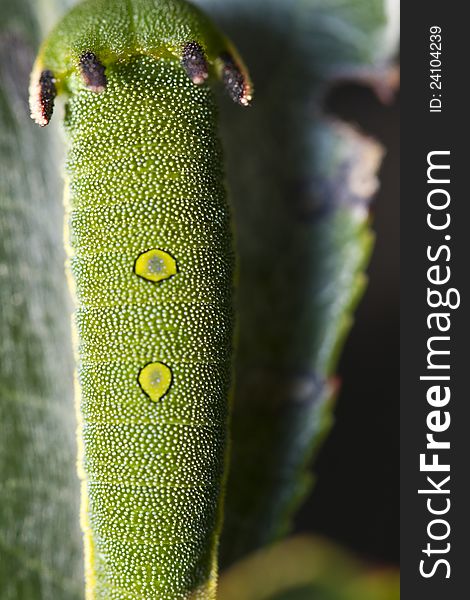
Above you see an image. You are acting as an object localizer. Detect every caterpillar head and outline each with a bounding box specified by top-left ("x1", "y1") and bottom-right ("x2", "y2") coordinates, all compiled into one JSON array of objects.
[{"x1": 29, "y1": 0, "x2": 253, "y2": 127}]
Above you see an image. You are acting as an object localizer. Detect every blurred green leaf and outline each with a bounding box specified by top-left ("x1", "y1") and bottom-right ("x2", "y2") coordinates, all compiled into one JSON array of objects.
[
  {"x1": 195, "y1": 0, "x2": 398, "y2": 566},
  {"x1": 0, "y1": 0, "x2": 82, "y2": 598},
  {"x1": 218, "y1": 535, "x2": 399, "y2": 600}
]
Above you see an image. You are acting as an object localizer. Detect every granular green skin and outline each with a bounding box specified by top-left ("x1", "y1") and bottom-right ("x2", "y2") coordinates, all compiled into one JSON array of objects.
[
  {"x1": 37, "y1": 0, "x2": 230, "y2": 83},
  {"x1": 29, "y1": 0, "x2": 251, "y2": 594},
  {"x1": 67, "y1": 55, "x2": 234, "y2": 600}
]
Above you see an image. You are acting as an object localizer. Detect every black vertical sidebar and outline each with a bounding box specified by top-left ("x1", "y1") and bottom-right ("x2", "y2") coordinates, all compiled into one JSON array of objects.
[{"x1": 401, "y1": 4, "x2": 469, "y2": 599}]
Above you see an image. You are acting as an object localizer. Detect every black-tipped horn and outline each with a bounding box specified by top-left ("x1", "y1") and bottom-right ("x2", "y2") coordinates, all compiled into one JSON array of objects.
[
  {"x1": 79, "y1": 51, "x2": 107, "y2": 93},
  {"x1": 220, "y1": 53, "x2": 252, "y2": 107},
  {"x1": 182, "y1": 42, "x2": 209, "y2": 85},
  {"x1": 30, "y1": 70, "x2": 57, "y2": 127}
]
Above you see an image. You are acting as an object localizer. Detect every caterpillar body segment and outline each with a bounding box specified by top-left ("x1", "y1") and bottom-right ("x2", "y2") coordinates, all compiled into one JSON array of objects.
[
  {"x1": 29, "y1": 1, "x2": 252, "y2": 598},
  {"x1": 30, "y1": 0, "x2": 252, "y2": 126}
]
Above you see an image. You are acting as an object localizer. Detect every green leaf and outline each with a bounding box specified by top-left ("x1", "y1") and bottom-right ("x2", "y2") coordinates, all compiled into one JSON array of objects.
[
  {"x1": 195, "y1": 0, "x2": 398, "y2": 566},
  {"x1": 0, "y1": 0, "x2": 83, "y2": 597},
  {"x1": 218, "y1": 535, "x2": 399, "y2": 600}
]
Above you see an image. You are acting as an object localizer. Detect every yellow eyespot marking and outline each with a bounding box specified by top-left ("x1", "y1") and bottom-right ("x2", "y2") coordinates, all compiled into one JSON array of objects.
[
  {"x1": 134, "y1": 248, "x2": 178, "y2": 283},
  {"x1": 138, "y1": 362, "x2": 173, "y2": 402}
]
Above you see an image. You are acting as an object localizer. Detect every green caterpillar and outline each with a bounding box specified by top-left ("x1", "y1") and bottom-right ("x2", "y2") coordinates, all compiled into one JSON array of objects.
[{"x1": 29, "y1": 1, "x2": 252, "y2": 598}]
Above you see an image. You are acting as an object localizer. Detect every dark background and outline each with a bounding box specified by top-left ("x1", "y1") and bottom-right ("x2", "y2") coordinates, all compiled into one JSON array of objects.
[{"x1": 296, "y1": 84, "x2": 400, "y2": 566}]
